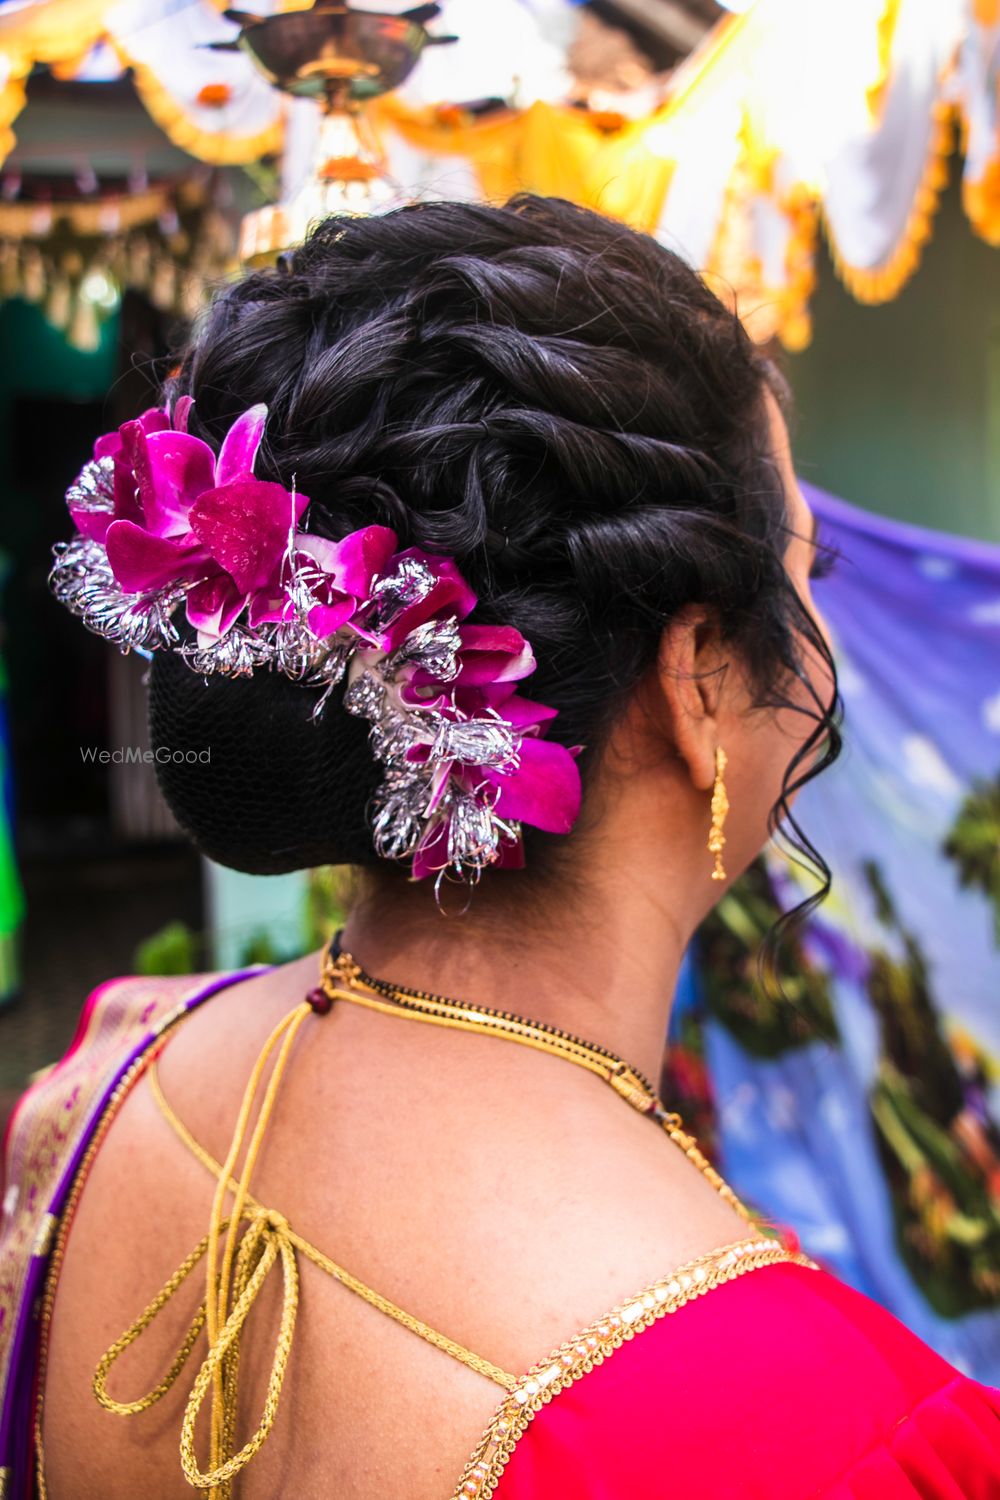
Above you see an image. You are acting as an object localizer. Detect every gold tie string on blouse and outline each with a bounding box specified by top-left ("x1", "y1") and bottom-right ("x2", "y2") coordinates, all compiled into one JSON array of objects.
[
  {"x1": 94, "y1": 1000, "x2": 314, "y2": 1498},
  {"x1": 91, "y1": 947, "x2": 759, "y2": 1497}
]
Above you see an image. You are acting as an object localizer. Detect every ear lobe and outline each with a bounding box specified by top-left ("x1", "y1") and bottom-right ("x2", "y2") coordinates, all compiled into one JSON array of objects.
[{"x1": 657, "y1": 605, "x2": 723, "y2": 794}]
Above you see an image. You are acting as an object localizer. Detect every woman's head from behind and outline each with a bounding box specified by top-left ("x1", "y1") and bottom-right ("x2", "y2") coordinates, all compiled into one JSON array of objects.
[{"x1": 151, "y1": 194, "x2": 839, "y2": 944}]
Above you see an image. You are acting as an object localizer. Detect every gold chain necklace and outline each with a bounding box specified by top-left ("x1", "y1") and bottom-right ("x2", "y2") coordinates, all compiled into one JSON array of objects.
[{"x1": 318, "y1": 941, "x2": 756, "y2": 1226}]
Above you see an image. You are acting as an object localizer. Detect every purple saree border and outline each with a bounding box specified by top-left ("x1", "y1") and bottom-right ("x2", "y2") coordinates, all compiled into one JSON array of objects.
[{"x1": 0, "y1": 965, "x2": 266, "y2": 1495}]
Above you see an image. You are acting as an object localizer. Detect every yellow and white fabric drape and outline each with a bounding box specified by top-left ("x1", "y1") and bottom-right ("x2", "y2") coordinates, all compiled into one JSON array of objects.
[
  {"x1": 0, "y1": 0, "x2": 284, "y2": 165},
  {"x1": 370, "y1": 0, "x2": 1000, "y2": 347},
  {"x1": 1, "y1": 0, "x2": 998, "y2": 346}
]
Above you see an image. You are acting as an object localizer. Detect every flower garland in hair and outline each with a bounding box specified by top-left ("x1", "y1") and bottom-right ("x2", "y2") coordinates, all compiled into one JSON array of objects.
[{"x1": 50, "y1": 401, "x2": 582, "y2": 884}]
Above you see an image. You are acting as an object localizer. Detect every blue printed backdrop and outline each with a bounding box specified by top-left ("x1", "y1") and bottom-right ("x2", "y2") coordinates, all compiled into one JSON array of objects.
[{"x1": 669, "y1": 486, "x2": 1000, "y2": 1381}]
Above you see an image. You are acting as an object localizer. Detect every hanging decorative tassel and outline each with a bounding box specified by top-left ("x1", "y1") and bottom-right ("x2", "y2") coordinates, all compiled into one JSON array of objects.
[
  {"x1": 21, "y1": 246, "x2": 46, "y2": 304},
  {"x1": 46, "y1": 273, "x2": 72, "y2": 330},
  {"x1": 67, "y1": 294, "x2": 101, "y2": 353}
]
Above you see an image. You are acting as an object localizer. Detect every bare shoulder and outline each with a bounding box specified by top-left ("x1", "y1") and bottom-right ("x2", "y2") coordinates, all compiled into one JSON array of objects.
[
  {"x1": 122, "y1": 948, "x2": 757, "y2": 1341},
  {"x1": 40, "y1": 953, "x2": 763, "y2": 1499}
]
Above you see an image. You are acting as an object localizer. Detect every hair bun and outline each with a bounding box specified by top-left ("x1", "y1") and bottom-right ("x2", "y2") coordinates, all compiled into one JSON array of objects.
[
  {"x1": 148, "y1": 649, "x2": 381, "y2": 875},
  {"x1": 140, "y1": 196, "x2": 825, "y2": 892}
]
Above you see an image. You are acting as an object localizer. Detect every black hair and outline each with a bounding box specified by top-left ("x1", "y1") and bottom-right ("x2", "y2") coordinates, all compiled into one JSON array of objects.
[{"x1": 151, "y1": 194, "x2": 841, "y2": 977}]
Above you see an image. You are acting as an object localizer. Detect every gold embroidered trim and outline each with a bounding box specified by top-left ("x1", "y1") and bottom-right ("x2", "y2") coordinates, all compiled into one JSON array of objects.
[
  {"x1": 450, "y1": 1239, "x2": 817, "y2": 1500},
  {"x1": 30, "y1": 1214, "x2": 59, "y2": 1261}
]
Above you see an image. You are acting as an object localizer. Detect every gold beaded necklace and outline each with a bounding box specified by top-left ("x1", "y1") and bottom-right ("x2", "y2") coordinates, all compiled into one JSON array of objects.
[{"x1": 319, "y1": 940, "x2": 756, "y2": 1226}]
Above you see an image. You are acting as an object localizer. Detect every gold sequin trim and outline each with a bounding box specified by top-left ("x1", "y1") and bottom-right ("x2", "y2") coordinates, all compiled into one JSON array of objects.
[
  {"x1": 30, "y1": 1214, "x2": 59, "y2": 1260},
  {"x1": 451, "y1": 1238, "x2": 816, "y2": 1500}
]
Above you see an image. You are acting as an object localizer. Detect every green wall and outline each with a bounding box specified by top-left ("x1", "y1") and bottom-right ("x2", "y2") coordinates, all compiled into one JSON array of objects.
[
  {"x1": 785, "y1": 176, "x2": 1000, "y2": 543},
  {"x1": 0, "y1": 300, "x2": 120, "y2": 824},
  {"x1": 0, "y1": 296, "x2": 119, "y2": 578}
]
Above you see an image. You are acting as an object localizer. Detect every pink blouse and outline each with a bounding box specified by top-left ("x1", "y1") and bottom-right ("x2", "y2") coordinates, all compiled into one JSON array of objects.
[{"x1": 481, "y1": 1258, "x2": 1000, "y2": 1498}]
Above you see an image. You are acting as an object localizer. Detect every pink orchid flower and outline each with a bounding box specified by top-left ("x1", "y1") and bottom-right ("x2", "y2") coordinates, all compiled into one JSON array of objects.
[
  {"x1": 69, "y1": 408, "x2": 169, "y2": 543},
  {"x1": 248, "y1": 525, "x2": 399, "y2": 637},
  {"x1": 60, "y1": 397, "x2": 585, "y2": 880},
  {"x1": 408, "y1": 720, "x2": 581, "y2": 881},
  {"x1": 399, "y1": 624, "x2": 536, "y2": 705},
  {"x1": 101, "y1": 403, "x2": 309, "y2": 643},
  {"x1": 395, "y1": 610, "x2": 582, "y2": 872},
  {"x1": 352, "y1": 547, "x2": 479, "y2": 653}
]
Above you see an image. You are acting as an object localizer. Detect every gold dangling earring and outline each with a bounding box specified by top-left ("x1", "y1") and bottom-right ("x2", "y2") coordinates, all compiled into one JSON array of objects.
[{"x1": 708, "y1": 745, "x2": 729, "y2": 881}]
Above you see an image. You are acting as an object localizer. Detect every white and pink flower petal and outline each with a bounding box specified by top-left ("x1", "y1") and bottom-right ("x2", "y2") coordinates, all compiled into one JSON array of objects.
[
  {"x1": 247, "y1": 589, "x2": 296, "y2": 628},
  {"x1": 93, "y1": 407, "x2": 168, "y2": 462},
  {"x1": 412, "y1": 819, "x2": 449, "y2": 880},
  {"x1": 324, "y1": 524, "x2": 398, "y2": 600},
  {"x1": 451, "y1": 685, "x2": 557, "y2": 724},
  {"x1": 305, "y1": 596, "x2": 358, "y2": 638},
  {"x1": 454, "y1": 625, "x2": 536, "y2": 684},
  {"x1": 68, "y1": 506, "x2": 113, "y2": 544},
  {"x1": 494, "y1": 692, "x2": 560, "y2": 734},
  {"x1": 171, "y1": 395, "x2": 194, "y2": 433},
  {"x1": 109, "y1": 455, "x2": 144, "y2": 527}
]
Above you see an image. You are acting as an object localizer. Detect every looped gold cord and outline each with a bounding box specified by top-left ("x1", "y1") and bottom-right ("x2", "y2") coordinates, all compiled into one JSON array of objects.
[
  {"x1": 180, "y1": 1208, "x2": 299, "y2": 1491},
  {"x1": 93, "y1": 1227, "x2": 215, "y2": 1417},
  {"x1": 148, "y1": 1061, "x2": 519, "y2": 1393},
  {"x1": 94, "y1": 1002, "x2": 312, "y2": 1499},
  {"x1": 94, "y1": 998, "x2": 519, "y2": 1500},
  {"x1": 202, "y1": 1001, "x2": 312, "y2": 1492},
  {"x1": 93, "y1": 1206, "x2": 299, "y2": 1492}
]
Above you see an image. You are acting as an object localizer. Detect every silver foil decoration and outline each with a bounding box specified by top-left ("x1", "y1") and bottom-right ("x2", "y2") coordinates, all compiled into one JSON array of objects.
[
  {"x1": 49, "y1": 536, "x2": 113, "y2": 612},
  {"x1": 431, "y1": 714, "x2": 518, "y2": 770},
  {"x1": 369, "y1": 711, "x2": 419, "y2": 763},
  {"x1": 370, "y1": 557, "x2": 435, "y2": 629},
  {"x1": 371, "y1": 772, "x2": 434, "y2": 861},
  {"x1": 95, "y1": 592, "x2": 182, "y2": 653},
  {"x1": 343, "y1": 670, "x2": 386, "y2": 721},
  {"x1": 268, "y1": 618, "x2": 330, "y2": 680},
  {"x1": 281, "y1": 550, "x2": 353, "y2": 631},
  {"x1": 384, "y1": 617, "x2": 461, "y2": 683},
  {"x1": 305, "y1": 641, "x2": 353, "y2": 690},
  {"x1": 179, "y1": 626, "x2": 273, "y2": 678},
  {"x1": 48, "y1": 537, "x2": 181, "y2": 652},
  {"x1": 270, "y1": 619, "x2": 351, "y2": 688},
  {"x1": 272, "y1": 548, "x2": 359, "y2": 718},
  {"x1": 65, "y1": 455, "x2": 115, "y2": 517},
  {"x1": 447, "y1": 790, "x2": 506, "y2": 872}
]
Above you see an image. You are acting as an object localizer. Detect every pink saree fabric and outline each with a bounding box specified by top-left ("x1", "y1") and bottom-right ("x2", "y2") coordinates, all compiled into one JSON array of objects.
[
  {"x1": 0, "y1": 968, "x2": 259, "y2": 1497},
  {"x1": 495, "y1": 1260, "x2": 1000, "y2": 1498}
]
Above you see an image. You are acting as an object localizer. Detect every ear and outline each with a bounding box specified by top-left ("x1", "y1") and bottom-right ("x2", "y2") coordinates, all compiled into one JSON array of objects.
[{"x1": 657, "y1": 605, "x2": 726, "y2": 793}]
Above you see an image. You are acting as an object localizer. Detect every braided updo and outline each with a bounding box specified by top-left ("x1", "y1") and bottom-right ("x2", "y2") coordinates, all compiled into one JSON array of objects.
[{"x1": 151, "y1": 194, "x2": 838, "y2": 901}]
